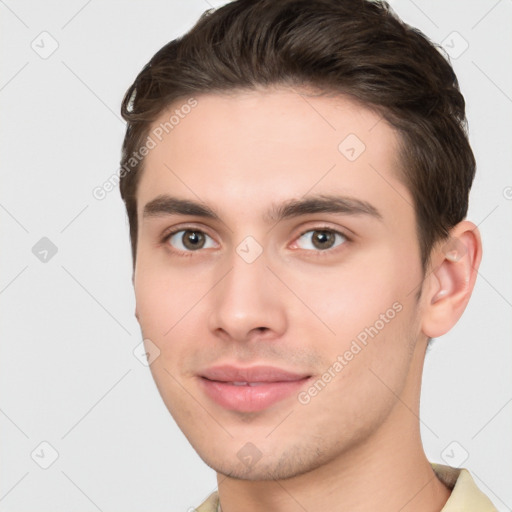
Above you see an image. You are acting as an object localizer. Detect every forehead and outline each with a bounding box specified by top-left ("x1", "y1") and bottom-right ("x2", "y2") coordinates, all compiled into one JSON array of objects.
[{"x1": 137, "y1": 88, "x2": 411, "y2": 225}]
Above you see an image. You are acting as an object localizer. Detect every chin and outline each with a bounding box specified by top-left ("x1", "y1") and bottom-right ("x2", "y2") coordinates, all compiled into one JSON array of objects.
[{"x1": 198, "y1": 444, "x2": 329, "y2": 482}]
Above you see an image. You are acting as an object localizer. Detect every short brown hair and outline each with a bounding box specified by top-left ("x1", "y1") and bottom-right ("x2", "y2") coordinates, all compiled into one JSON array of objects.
[{"x1": 120, "y1": 0, "x2": 475, "y2": 268}]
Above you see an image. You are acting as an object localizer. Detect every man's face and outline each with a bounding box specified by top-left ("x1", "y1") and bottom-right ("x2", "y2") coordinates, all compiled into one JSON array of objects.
[{"x1": 133, "y1": 89, "x2": 426, "y2": 479}]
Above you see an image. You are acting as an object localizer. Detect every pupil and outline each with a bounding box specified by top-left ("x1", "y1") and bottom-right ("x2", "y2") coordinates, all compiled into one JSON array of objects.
[
  {"x1": 313, "y1": 230, "x2": 334, "y2": 249},
  {"x1": 183, "y1": 231, "x2": 204, "y2": 250}
]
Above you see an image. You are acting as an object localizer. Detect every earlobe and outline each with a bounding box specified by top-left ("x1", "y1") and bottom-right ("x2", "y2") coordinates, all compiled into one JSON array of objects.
[{"x1": 421, "y1": 221, "x2": 482, "y2": 339}]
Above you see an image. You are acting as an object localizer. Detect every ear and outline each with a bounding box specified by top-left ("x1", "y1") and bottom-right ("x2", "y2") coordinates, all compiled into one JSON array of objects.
[{"x1": 421, "y1": 221, "x2": 482, "y2": 339}]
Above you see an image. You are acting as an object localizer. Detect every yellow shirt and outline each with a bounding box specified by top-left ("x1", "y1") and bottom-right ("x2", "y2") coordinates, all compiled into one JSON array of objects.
[{"x1": 195, "y1": 464, "x2": 497, "y2": 511}]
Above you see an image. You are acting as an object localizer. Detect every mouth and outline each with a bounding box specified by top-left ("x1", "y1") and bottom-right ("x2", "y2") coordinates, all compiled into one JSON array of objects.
[{"x1": 198, "y1": 365, "x2": 312, "y2": 412}]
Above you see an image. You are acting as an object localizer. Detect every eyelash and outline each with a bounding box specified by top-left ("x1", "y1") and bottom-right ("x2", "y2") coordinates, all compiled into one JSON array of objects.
[{"x1": 160, "y1": 225, "x2": 351, "y2": 257}]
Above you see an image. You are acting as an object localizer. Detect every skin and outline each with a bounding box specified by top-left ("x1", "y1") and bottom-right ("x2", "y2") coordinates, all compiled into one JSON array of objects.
[{"x1": 133, "y1": 88, "x2": 482, "y2": 512}]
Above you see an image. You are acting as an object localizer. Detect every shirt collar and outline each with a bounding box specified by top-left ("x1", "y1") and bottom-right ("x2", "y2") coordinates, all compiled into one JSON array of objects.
[{"x1": 431, "y1": 463, "x2": 497, "y2": 511}]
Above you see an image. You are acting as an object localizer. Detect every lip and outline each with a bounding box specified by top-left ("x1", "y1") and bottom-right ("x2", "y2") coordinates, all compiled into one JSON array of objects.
[{"x1": 199, "y1": 365, "x2": 311, "y2": 413}]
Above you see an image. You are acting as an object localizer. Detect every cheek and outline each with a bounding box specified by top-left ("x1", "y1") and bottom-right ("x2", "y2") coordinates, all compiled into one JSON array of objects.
[
  {"x1": 282, "y1": 249, "x2": 420, "y2": 391},
  {"x1": 133, "y1": 266, "x2": 204, "y2": 413},
  {"x1": 283, "y1": 256, "x2": 407, "y2": 341},
  {"x1": 134, "y1": 264, "x2": 195, "y2": 342},
  {"x1": 295, "y1": 290, "x2": 418, "y2": 434},
  {"x1": 134, "y1": 273, "x2": 171, "y2": 336},
  {"x1": 134, "y1": 260, "x2": 222, "y2": 371},
  {"x1": 134, "y1": 259, "x2": 209, "y2": 322}
]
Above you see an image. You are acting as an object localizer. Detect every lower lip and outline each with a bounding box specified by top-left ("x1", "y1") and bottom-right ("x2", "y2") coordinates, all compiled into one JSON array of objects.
[{"x1": 199, "y1": 377, "x2": 311, "y2": 412}]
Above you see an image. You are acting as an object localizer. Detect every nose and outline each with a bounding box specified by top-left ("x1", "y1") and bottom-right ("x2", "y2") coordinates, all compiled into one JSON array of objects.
[{"x1": 207, "y1": 248, "x2": 287, "y2": 343}]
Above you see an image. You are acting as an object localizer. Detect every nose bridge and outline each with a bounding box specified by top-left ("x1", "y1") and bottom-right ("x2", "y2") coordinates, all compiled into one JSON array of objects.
[{"x1": 208, "y1": 244, "x2": 286, "y2": 341}]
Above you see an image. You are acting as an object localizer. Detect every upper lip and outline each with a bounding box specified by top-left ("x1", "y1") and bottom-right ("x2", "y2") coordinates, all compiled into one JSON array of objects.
[{"x1": 200, "y1": 365, "x2": 310, "y2": 383}]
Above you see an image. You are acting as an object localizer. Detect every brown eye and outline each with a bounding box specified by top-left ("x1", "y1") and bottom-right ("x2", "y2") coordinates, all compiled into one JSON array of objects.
[
  {"x1": 167, "y1": 229, "x2": 216, "y2": 251},
  {"x1": 295, "y1": 229, "x2": 346, "y2": 251}
]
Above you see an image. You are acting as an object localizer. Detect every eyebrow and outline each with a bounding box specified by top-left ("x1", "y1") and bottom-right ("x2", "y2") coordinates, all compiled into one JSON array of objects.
[{"x1": 142, "y1": 194, "x2": 383, "y2": 223}]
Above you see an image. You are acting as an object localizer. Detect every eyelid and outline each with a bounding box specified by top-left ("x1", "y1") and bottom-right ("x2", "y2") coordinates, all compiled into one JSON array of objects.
[
  {"x1": 160, "y1": 224, "x2": 219, "y2": 252},
  {"x1": 161, "y1": 222, "x2": 215, "y2": 240},
  {"x1": 295, "y1": 224, "x2": 351, "y2": 240},
  {"x1": 289, "y1": 225, "x2": 351, "y2": 253}
]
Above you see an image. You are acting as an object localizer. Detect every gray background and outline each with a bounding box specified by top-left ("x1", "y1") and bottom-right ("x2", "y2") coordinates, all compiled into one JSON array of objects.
[{"x1": 1, "y1": 0, "x2": 511, "y2": 510}]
